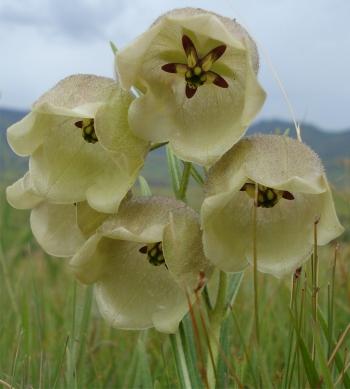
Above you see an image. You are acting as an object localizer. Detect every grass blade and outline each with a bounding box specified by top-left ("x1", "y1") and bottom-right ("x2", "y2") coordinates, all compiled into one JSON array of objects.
[
  {"x1": 170, "y1": 332, "x2": 193, "y2": 389},
  {"x1": 190, "y1": 165, "x2": 205, "y2": 186},
  {"x1": 226, "y1": 272, "x2": 244, "y2": 306},
  {"x1": 216, "y1": 314, "x2": 232, "y2": 388},
  {"x1": 318, "y1": 309, "x2": 350, "y2": 387},
  {"x1": 166, "y1": 145, "x2": 181, "y2": 196},
  {"x1": 178, "y1": 162, "x2": 192, "y2": 201},
  {"x1": 179, "y1": 319, "x2": 203, "y2": 389},
  {"x1": 313, "y1": 323, "x2": 334, "y2": 388},
  {"x1": 138, "y1": 176, "x2": 152, "y2": 196},
  {"x1": 288, "y1": 309, "x2": 320, "y2": 388},
  {"x1": 134, "y1": 332, "x2": 153, "y2": 388},
  {"x1": 109, "y1": 41, "x2": 118, "y2": 55}
]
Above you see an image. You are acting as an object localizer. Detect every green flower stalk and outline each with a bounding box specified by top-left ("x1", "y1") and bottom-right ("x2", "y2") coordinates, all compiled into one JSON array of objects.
[
  {"x1": 116, "y1": 8, "x2": 266, "y2": 167},
  {"x1": 201, "y1": 134, "x2": 344, "y2": 277}
]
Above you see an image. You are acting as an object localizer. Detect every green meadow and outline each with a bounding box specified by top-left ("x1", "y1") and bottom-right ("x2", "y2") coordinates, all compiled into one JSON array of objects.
[{"x1": 0, "y1": 109, "x2": 350, "y2": 388}]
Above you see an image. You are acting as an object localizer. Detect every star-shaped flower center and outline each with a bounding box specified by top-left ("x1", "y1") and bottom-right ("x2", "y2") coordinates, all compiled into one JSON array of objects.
[
  {"x1": 161, "y1": 35, "x2": 229, "y2": 98},
  {"x1": 240, "y1": 182, "x2": 295, "y2": 208},
  {"x1": 139, "y1": 241, "x2": 167, "y2": 267},
  {"x1": 74, "y1": 118, "x2": 98, "y2": 144}
]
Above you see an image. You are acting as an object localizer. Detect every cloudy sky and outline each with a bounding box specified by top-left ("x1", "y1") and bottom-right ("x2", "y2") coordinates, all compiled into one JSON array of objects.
[{"x1": 0, "y1": 0, "x2": 349, "y2": 130}]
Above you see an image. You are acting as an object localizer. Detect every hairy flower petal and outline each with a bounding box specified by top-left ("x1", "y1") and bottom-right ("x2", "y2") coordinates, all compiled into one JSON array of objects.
[
  {"x1": 202, "y1": 135, "x2": 344, "y2": 277},
  {"x1": 70, "y1": 196, "x2": 212, "y2": 332},
  {"x1": 116, "y1": 8, "x2": 266, "y2": 166},
  {"x1": 7, "y1": 74, "x2": 149, "y2": 214},
  {"x1": 6, "y1": 172, "x2": 43, "y2": 209}
]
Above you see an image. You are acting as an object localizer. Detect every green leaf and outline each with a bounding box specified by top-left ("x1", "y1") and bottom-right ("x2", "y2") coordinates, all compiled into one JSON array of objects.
[
  {"x1": 226, "y1": 272, "x2": 244, "y2": 306},
  {"x1": 190, "y1": 165, "x2": 205, "y2": 185},
  {"x1": 178, "y1": 162, "x2": 192, "y2": 201},
  {"x1": 216, "y1": 273, "x2": 244, "y2": 388},
  {"x1": 216, "y1": 314, "x2": 232, "y2": 388},
  {"x1": 76, "y1": 286, "x2": 93, "y2": 384},
  {"x1": 313, "y1": 322, "x2": 334, "y2": 389},
  {"x1": 109, "y1": 41, "x2": 118, "y2": 55},
  {"x1": 318, "y1": 309, "x2": 350, "y2": 387},
  {"x1": 123, "y1": 332, "x2": 144, "y2": 388},
  {"x1": 288, "y1": 309, "x2": 320, "y2": 388},
  {"x1": 134, "y1": 331, "x2": 153, "y2": 388},
  {"x1": 166, "y1": 145, "x2": 181, "y2": 196},
  {"x1": 138, "y1": 176, "x2": 152, "y2": 196},
  {"x1": 179, "y1": 319, "x2": 203, "y2": 388},
  {"x1": 231, "y1": 311, "x2": 258, "y2": 387},
  {"x1": 170, "y1": 332, "x2": 193, "y2": 389}
]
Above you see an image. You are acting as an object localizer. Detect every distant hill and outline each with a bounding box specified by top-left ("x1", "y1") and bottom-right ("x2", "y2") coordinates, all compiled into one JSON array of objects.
[
  {"x1": 0, "y1": 108, "x2": 28, "y2": 183},
  {"x1": 247, "y1": 120, "x2": 350, "y2": 188},
  {"x1": 1, "y1": 108, "x2": 349, "y2": 188},
  {"x1": 248, "y1": 120, "x2": 350, "y2": 163}
]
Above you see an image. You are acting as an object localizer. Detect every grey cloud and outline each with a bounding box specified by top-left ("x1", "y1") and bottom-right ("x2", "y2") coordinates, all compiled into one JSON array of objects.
[
  {"x1": 0, "y1": 0, "x2": 349, "y2": 129},
  {"x1": 0, "y1": 0, "x2": 50, "y2": 26}
]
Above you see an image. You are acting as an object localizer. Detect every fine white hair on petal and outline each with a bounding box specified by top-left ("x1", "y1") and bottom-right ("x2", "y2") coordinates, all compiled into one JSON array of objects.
[
  {"x1": 151, "y1": 7, "x2": 259, "y2": 73},
  {"x1": 206, "y1": 134, "x2": 326, "y2": 196},
  {"x1": 116, "y1": 8, "x2": 266, "y2": 167},
  {"x1": 69, "y1": 196, "x2": 212, "y2": 332},
  {"x1": 7, "y1": 74, "x2": 150, "y2": 214},
  {"x1": 33, "y1": 74, "x2": 116, "y2": 110},
  {"x1": 6, "y1": 172, "x2": 43, "y2": 210},
  {"x1": 201, "y1": 134, "x2": 344, "y2": 278}
]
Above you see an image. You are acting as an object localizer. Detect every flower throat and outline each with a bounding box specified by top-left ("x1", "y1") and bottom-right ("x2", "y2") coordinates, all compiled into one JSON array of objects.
[
  {"x1": 162, "y1": 35, "x2": 229, "y2": 98},
  {"x1": 74, "y1": 119, "x2": 98, "y2": 144},
  {"x1": 139, "y1": 242, "x2": 167, "y2": 267},
  {"x1": 240, "y1": 183, "x2": 295, "y2": 208}
]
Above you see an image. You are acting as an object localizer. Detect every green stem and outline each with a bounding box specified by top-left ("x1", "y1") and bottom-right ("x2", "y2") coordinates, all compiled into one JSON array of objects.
[
  {"x1": 328, "y1": 244, "x2": 338, "y2": 358},
  {"x1": 207, "y1": 271, "x2": 228, "y2": 388},
  {"x1": 253, "y1": 184, "x2": 260, "y2": 346},
  {"x1": 311, "y1": 219, "x2": 319, "y2": 361},
  {"x1": 210, "y1": 271, "x2": 228, "y2": 324},
  {"x1": 178, "y1": 162, "x2": 192, "y2": 201}
]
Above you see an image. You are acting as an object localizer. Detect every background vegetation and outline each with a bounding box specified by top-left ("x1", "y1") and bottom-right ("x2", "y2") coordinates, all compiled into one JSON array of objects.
[{"x1": 0, "y1": 109, "x2": 349, "y2": 388}]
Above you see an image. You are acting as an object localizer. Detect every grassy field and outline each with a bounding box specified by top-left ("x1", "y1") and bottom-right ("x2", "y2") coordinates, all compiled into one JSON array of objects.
[{"x1": 0, "y1": 177, "x2": 349, "y2": 388}]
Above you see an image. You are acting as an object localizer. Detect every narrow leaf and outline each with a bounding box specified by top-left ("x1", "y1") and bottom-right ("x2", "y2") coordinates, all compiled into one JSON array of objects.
[
  {"x1": 170, "y1": 333, "x2": 193, "y2": 389},
  {"x1": 138, "y1": 176, "x2": 152, "y2": 196},
  {"x1": 216, "y1": 315, "x2": 232, "y2": 388},
  {"x1": 318, "y1": 307, "x2": 350, "y2": 386},
  {"x1": 179, "y1": 319, "x2": 203, "y2": 389},
  {"x1": 190, "y1": 165, "x2": 205, "y2": 185},
  {"x1": 109, "y1": 41, "x2": 118, "y2": 55},
  {"x1": 134, "y1": 332, "x2": 153, "y2": 388},
  {"x1": 166, "y1": 145, "x2": 181, "y2": 196},
  {"x1": 313, "y1": 323, "x2": 334, "y2": 389},
  {"x1": 288, "y1": 309, "x2": 320, "y2": 388},
  {"x1": 226, "y1": 272, "x2": 244, "y2": 306}
]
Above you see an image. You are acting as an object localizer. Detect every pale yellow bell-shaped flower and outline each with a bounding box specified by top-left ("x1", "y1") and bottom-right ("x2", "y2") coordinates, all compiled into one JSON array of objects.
[
  {"x1": 6, "y1": 173, "x2": 107, "y2": 257},
  {"x1": 7, "y1": 74, "x2": 149, "y2": 213},
  {"x1": 201, "y1": 134, "x2": 344, "y2": 277},
  {"x1": 116, "y1": 8, "x2": 266, "y2": 167},
  {"x1": 6, "y1": 171, "x2": 43, "y2": 210},
  {"x1": 31, "y1": 201, "x2": 108, "y2": 258},
  {"x1": 69, "y1": 196, "x2": 212, "y2": 333}
]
